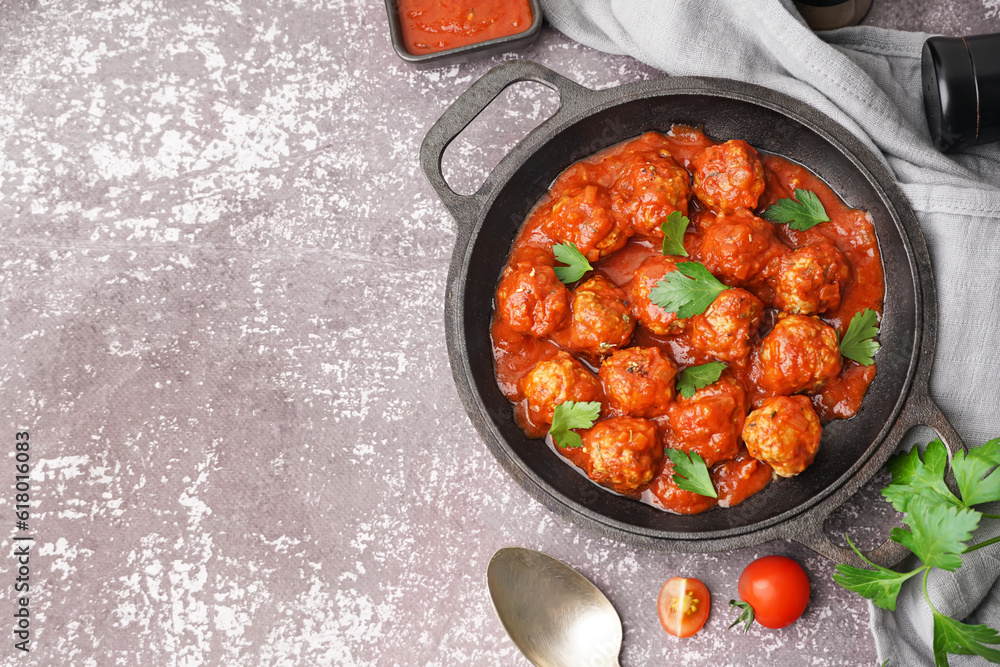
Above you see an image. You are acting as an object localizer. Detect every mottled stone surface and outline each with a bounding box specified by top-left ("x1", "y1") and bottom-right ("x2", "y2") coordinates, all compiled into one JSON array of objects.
[{"x1": 0, "y1": 1, "x2": 996, "y2": 665}]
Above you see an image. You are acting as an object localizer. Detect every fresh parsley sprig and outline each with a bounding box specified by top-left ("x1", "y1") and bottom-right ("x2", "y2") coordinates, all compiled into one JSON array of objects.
[
  {"x1": 834, "y1": 437, "x2": 1000, "y2": 666},
  {"x1": 549, "y1": 400, "x2": 601, "y2": 449},
  {"x1": 665, "y1": 448, "x2": 717, "y2": 498},
  {"x1": 649, "y1": 261, "x2": 728, "y2": 319},
  {"x1": 763, "y1": 188, "x2": 830, "y2": 231},
  {"x1": 953, "y1": 438, "x2": 1000, "y2": 506},
  {"x1": 552, "y1": 242, "x2": 593, "y2": 284},
  {"x1": 675, "y1": 361, "x2": 726, "y2": 399},
  {"x1": 839, "y1": 308, "x2": 881, "y2": 366},
  {"x1": 661, "y1": 210, "x2": 690, "y2": 257}
]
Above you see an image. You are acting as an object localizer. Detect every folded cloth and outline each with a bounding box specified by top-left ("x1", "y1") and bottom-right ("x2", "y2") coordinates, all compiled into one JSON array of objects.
[{"x1": 538, "y1": 0, "x2": 1000, "y2": 664}]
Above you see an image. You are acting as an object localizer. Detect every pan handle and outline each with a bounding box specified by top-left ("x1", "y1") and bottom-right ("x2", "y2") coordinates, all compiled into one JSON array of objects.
[
  {"x1": 792, "y1": 391, "x2": 965, "y2": 569},
  {"x1": 419, "y1": 60, "x2": 591, "y2": 238}
]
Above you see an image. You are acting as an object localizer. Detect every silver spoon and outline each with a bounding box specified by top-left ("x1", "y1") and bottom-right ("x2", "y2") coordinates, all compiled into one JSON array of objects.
[{"x1": 487, "y1": 547, "x2": 623, "y2": 667}]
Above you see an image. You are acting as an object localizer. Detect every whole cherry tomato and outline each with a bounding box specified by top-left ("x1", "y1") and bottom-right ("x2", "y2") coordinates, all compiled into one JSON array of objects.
[
  {"x1": 657, "y1": 577, "x2": 711, "y2": 637},
  {"x1": 731, "y1": 555, "x2": 810, "y2": 631}
]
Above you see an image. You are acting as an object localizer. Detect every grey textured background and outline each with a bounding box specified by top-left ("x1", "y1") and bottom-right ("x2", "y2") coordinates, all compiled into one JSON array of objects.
[{"x1": 1, "y1": 1, "x2": 998, "y2": 665}]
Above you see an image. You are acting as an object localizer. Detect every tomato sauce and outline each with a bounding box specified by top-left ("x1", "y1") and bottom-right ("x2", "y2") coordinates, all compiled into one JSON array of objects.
[
  {"x1": 398, "y1": 0, "x2": 533, "y2": 54},
  {"x1": 490, "y1": 127, "x2": 885, "y2": 513}
]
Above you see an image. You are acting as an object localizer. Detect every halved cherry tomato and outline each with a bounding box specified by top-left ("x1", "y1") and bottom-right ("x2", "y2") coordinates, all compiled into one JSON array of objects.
[
  {"x1": 736, "y1": 555, "x2": 810, "y2": 629},
  {"x1": 657, "y1": 577, "x2": 710, "y2": 637}
]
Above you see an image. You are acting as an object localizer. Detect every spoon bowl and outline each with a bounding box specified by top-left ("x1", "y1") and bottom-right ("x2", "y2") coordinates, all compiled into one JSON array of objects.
[{"x1": 487, "y1": 547, "x2": 623, "y2": 667}]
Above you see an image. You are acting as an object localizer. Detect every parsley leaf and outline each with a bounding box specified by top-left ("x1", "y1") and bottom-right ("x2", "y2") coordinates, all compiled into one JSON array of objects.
[
  {"x1": 832, "y1": 535, "x2": 923, "y2": 611},
  {"x1": 952, "y1": 437, "x2": 1000, "y2": 507},
  {"x1": 933, "y1": 611, "x2": 1000, "y2": 665},
  {"x1": 549, "y1": 400, "x2": 601, "y2": 449},
  {"x1": 675, "y1": 361, "x2": 727, "y2": 399},
  {"x1": 728, "y1": 600, "x2": 754, "y2": 634},
  {"x1": 889, "y1": 498, "x2": 980, "y2": 572},
  {"x1": 837, "y1": 437, "x2": 1000, "y2": 666},
  {"x1": 882, "y1": 439, "x2": 963, "y2": 514},
  {"x1": 763, "y1": 188, "x2": 831, "y2": 231},
  {"x1": 664, "y1": 448, "x2": 717, "y2": 498},
  {"x1": 839, "y1": 308, "x2": 881, "y2": 366},
  {"x1": 649, "y1": 262, "x2": 728, "y2": 319},
  {"x1": 552, "y1": 242, "x2": 593, "y2": 284},
  {"x1": 660, "y1": 210, "x2": 690, "y2": 257}
]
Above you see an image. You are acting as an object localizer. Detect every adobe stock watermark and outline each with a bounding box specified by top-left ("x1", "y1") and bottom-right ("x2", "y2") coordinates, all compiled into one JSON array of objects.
[{"x1": 12, "y1": 431, "x2": 33, "y2": 653}]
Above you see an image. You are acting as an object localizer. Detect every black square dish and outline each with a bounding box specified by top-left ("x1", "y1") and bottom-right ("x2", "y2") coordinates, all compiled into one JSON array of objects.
[{"x1": 385, "y1": 0, "x2": 543, "y2": 69}]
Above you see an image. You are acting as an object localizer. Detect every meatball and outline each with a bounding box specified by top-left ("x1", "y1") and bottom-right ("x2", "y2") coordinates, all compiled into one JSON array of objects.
[
  {"x1": 599, "y1": 347, "x2": 677, "y2": 418},
  {"x1": 696, "y1": 209, "x2": 786, "y2": 287},
  {"x1": 758, "y1": 314, "x2": 843, "y2": 396},
  {"x1": 773, "y1": 242, "x2": 851, "y2": 315},
  {"x1": 611, "y1": 150, "x2": 691, "y2": 237},
  {"x1": 710, "y1": 447, "x2": 774, "y2": 508},
  {"x1": 648, "y1": 459, "x2": 719, "y2": 515},
  {"x1": 543, "y1": 185, "x2": 630, "y2": 261},
  {"x1": 663, "y1": 374, "x2": 746, "y2": 467},
  {"x1": 579, "y1": 416, "x2": 663, "y2": 495},
  {"x1": 566, "y1": 274, "x2": 635, "y2": 357},
  {"x1": 520, "y1": 352, "x2": 602, "y2": 426},
  {"x1": 689, "y1": 288, "x2": 764, "y2": 361},
  {"x1": 743, "y1": 396, "x2": 822, "y2": 477},
  {"x1": 496, "y1": 263, "x2": 570, "y2": 337},
  {"x1": 691, "y1": 139, "x2": 766, "y2": 213},
  {"x1": 630, "y1": 255, "x2": 687, "y2": 335}
]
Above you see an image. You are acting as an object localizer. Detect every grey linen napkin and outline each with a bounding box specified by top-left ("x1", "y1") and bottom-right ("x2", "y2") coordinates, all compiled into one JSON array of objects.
[{"x1": 537, "y1": 0, "x2": 1000, "y2": 663}]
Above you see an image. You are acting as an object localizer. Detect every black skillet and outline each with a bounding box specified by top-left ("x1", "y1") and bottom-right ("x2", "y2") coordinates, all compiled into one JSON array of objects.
[{"x1": 421, "y1": 60, "x2": 964, "y2": 568}]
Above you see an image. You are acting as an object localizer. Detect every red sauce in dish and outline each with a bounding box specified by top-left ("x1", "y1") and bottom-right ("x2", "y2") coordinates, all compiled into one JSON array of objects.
[
  {"x1": 398, "y1": 0, "x2": 533, "y2": 54},
  {"x1": 491, "y1": 127, "x2": 884, "y2": 514}
]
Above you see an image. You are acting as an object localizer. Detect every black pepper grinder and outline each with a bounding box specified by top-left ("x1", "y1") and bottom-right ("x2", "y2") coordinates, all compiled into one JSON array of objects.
[
  {"x1": 923, "y1": 33, "x2": 1000, "y2": 152},
  {"x1": 793, "y1": 0, "x2": 873, "y2": 30}
]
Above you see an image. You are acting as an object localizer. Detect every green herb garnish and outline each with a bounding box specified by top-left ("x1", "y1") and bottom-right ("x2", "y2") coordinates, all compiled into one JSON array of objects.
[
  {"x1": 549, "y1": 400, "x2": 601, "y2": 449},
  {"x1": 763, "y1": 188, "x2": 830, "y2": 231},
  {"x1": 675, "y1": 361, "x2": 727, "y2": 399},
  {"x1": 839, "y1": 308, "x2": 881, "y2": 365},
  {"x1": 933, "y1": 613, "x2": 1000, "y2": 664},
  {"x1": 953, "y1": 438, "x2": 1000, "y2": 506},
  {"x1": 834, "y1": 437, "x2": 1000, "y2": 665},
  {"x1": 649, "y1": 262, "x2": 727, "y2": 319},
  {"x1": 661, "y1": 210, "x2": 690, "y2": 257},
  {"x1": 552, "y1": 242, "x2": 593, "y2": 284},
  {"x1": 664, "y1": 448, "x2": 717, "y2": 498},
  {"x1": 831, "y1": 536, "x2": 922, "y2": 611}
]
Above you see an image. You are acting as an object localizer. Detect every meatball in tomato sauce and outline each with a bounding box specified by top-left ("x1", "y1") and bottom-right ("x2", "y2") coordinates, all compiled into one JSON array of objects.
[
  {"x1": 611, "y1": 150, "x2": 691, "y2": 237},
  {"x1": 543, "y1": 185, "x2": 630, "y2": 261},
  {"x1": 564, "y1": 274, "x2": 635, "y2": 357},
  {"x1": 696, "y1": 209, "x2": 785, "y2": 288},
  {"x1": 630, "y1": 255, "x2": 687, "y2": 335},
  {"x1": 772, "y1": 242, "x2": 851, "y2": 315},
  {"x1": 519, "y1": 352, "x2": 602, "y2": 426},
  {"x1": 692, "y1": 139, "x2": 766, "y2": 213},
  {"x1": 743, "y1": 396, "x2": 822, "y2": 477},
  {"x1": 495, "y1": 263, "x2": 570, "y2": 337},
  {"x1": 758, "y1": 314, "x2": 842, "y2": 396},
  {"x1": 578, "y1": 416, "x2": 663, "y2": 495},
  {"x1": 491, "y1": 127, "x2": 884, "y2": 516},
  {"x1": 662, "y1": 374, "x2": 747, "y2": 467},
  {"x1": 599, "y1": 347, "x2": 677, "y2": 418},
  {"x1": 648, "y1": 459, "x2": 719, "y2": 515},
  {"x1": 689, "y1": 288, "x2": 763, "y2": 362}
]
